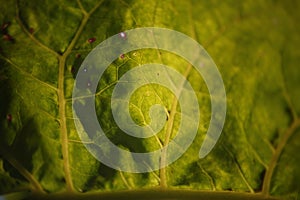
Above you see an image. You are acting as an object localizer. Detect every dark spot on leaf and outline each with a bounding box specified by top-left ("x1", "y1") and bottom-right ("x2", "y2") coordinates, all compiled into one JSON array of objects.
[
  {"x1": 88, "y1": 37, "x2": 96, "y2": 43},
  {"x1": 120, "y1": 54, "x2": 125, "y2": 59},
  {"x1": 1, "y1": 22, "x2": 10, "y2": 32},
  {"x1": 284, "y1": 106, "x2": 294, "y2": 121},
  {"x1": 3, "y1": 34, "x2": 14, "y2": 42},
  {"x1": 257, "y1": 168, "x2": 266, "y2": 191},
  {"x1": 29, "y1": 27, "x2": 34, "y2": 34},
  {"x1": 6, "y1": 114, "x2": 12, "y2": 122},
  {"x1": 159, "y1": 138, "x2": 163, "y2": 145},
  {"x1": 72, "y1": 54, "x2": 84, "y2": 79},
  {"x1": 71, "y1": 66, "x2": 76, "y2": 74},
  {"x1": 270, "y1": 130, "x2": 279, "y2": 148}
]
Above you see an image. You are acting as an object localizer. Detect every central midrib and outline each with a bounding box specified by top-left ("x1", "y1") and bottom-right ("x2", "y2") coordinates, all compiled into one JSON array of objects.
[
  {"x1": 57, "y1": 19, "x2": 88, "y2": 193},
  {"x1": 58, "y1": 55, "x2": 73, "y2": 191},
  {"x1": 57, "y1": 1, "x2": 104, "y2": 191}
]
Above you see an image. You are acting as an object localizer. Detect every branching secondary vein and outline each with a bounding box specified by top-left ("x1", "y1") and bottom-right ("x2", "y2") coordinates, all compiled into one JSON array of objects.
[
  {"x1": 262, "y1": 118, "x2": 300, "y2": 195},
  {"x1": 0, "y1": 144, "x2": 45, "y2": 193},
  {"x1": 15, "y1": 2, "x2": 60, "y2": 57}
]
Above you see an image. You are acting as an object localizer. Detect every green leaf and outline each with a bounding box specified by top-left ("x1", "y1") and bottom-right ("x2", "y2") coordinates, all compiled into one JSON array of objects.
[{"x1": 0, "y1": 0, "x2": 300, "y2": 199}]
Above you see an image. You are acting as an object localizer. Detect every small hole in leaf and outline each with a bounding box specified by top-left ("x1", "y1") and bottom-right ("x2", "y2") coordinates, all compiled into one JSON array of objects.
[{"x1": 119, "y1": 32, "x2": 126, "y2": 39}]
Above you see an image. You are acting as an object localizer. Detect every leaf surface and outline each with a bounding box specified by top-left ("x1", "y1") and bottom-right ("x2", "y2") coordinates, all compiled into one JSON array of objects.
[{"x1": 0, "y1": 0, "x2": 300, "y2": 199}]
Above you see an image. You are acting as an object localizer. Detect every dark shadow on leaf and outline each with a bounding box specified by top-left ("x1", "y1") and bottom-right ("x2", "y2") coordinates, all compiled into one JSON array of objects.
[{"x1": 3, "y1": 117, "x2": 41, "y2": 180}]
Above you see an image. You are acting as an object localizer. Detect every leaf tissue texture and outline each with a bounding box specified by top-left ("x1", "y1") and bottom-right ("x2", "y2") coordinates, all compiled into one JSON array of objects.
[{"x1": 0, "y1": 0, "x2": 300, "y2": 199}]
